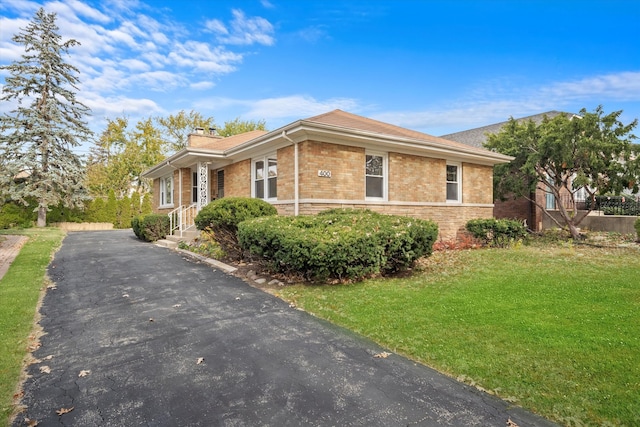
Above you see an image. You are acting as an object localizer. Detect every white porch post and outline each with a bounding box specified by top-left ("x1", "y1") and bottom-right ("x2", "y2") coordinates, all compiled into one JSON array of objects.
[{"x1": 198, "y1": 162, "x2": 209, "y2": 209}]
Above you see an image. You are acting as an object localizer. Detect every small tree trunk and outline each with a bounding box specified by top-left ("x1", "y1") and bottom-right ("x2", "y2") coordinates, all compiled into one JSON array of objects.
[
  {"x1": 567, "y1": 221, "x2": 581, "y2": 240},
  {"x1": 37, "y1": 205, "x2": 47, "y2": 227}
]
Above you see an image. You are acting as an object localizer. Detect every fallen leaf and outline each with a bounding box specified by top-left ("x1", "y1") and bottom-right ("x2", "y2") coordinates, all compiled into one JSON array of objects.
[
  {"x1": 507, "y1": 419, "x2": 520, "y2": 427},
  {"x1": 55, "y1": 407, "x2": 74, "y2": 416},
  {"x1": 39, "y1": 366, "x2": 51, "y2": 374},
  {"x1": 149, "y1": 318, "x2": 154, "y2": 322},
  {"x1": 78, "y1": 370, "x2": 91, "y2": 377},
  {"x1": 122, "y1": 293, "x2": 129, "y2": 298},
  {"x1": 24, "y1": 418, "x2": 38, "y2": 426},
  {"x1": 235, "y1": 297, "x2": 241, "y2": 300},
  {"x1": 196, "y1": 357, "x2": 204, "y2": 365},
  {"x1": 13, "y1": 390, "x2": 24, "y2": 399},
  {"x1": 373, "y1": 352, "x2": 392, "y2": 359},
  {"x1": 46, "y1": 283, "x2": 57, "y2": 290},
  {"x1": 43, "y1": 355, "x2": 54, "y2": 361}
]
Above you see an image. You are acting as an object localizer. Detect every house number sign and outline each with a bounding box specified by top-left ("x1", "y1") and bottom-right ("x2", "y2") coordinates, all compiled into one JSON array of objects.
[{"x1": 318, "y1": 170, "x2": 331, "y2": 178}]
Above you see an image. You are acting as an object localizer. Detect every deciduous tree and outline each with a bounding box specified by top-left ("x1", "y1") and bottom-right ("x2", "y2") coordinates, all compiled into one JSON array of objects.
[
  {"x1": 485, "y1": 106, "x2": 638, "y2": 239},
  {"x1": 218, "y1": 117, "x2": 266, "y2": 137},
  {"x1": 156, "y1": 110, "x2": 216, "y2": 153},
  {"x1": 0, "y1": 8, "x2": 93, "y2": 226}
]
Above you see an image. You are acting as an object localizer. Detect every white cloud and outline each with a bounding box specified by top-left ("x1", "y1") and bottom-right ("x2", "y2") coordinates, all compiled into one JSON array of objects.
[
  {"x1": 205, "y1": 19, "x2": 228, "y2": 35},
  {"x1": 197, "y1": 95, "x2": 359, "y2": 124},
  {"x1": 83, "y1": 93, "x2": 163, "y2": 120},
  {"x1": 543, "y1": 72, "x2": 640, "y2": 102},
  {"x1": 372, "y1": 71, "x2": 640, "y2": 135},
  {"x1": 190, "y1": 81, "x2": 216, "y2": 90},
  {"x1": 210, "y1": 9, "x2": 275, "y2": 46},
  {"x1": 260, "y1": 0, "x2": 275, "y2": 9}
]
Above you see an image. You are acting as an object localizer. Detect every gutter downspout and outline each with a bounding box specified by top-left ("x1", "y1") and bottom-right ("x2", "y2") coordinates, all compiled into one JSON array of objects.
[{"x1": 282, "y1": 130, "x2": 299, "y2": 216}]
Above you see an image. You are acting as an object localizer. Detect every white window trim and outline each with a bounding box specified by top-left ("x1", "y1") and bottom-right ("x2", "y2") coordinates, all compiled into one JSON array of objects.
[
  {"x1": 160, "y1": 174, "x2": 174, "y2": 208},
  {"x1": 365, "y1": 151, "x2": 388, "y2": 201},
  {"x1": 252, "y1": 153, "x2": 277, "y2": 201},
  {"x1": 446, "y1": 162, "x2": 462, "y2": 203}
]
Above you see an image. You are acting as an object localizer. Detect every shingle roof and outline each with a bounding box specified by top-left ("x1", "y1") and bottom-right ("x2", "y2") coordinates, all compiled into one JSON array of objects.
[
  {"x1": 441, "y1": 111, "x2": 566, "y2": 148},
  {"x1": 303, "y1": 109, "x2": 495, "y2": 155}
]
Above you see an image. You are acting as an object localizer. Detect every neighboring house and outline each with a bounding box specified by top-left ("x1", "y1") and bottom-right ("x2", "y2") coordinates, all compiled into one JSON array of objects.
[
  {"x1": 142, "y1": 109, "x2": 513, "y2": 239},
  {"x1": 442, "y1": 111, "x2": 568, "y2": 230}
]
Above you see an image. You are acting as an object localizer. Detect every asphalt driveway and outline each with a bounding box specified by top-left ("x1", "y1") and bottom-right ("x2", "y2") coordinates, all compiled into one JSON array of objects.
[{"x1": 15, "y1": 230, "x2": 557, "y2": 426}]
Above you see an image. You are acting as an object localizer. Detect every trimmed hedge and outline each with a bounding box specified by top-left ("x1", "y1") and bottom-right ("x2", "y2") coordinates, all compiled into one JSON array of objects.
[
  {"x1": 238, "y1": 208, "x2": 438, "y2": 282},
  {"x1": 132, "y1": 214, "x2": 169, "y2": 242},
  {"x1": 0, "y1": 201, "x2": 35, "y2": 229},
  {"x1": 195, "y1": 197, "x2": 277, "y2": 259},
  {"x1": 465, "y1": 218, "x2": 527, "y2": 247}
]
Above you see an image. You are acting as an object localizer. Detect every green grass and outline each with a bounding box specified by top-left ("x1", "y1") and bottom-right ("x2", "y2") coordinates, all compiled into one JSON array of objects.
[
  {"x1": 278, "y1": 244, "x2": 640, "y2": 426},
  {"x1": 0, "y1": 228, "x2": 65, "y2": 426}
]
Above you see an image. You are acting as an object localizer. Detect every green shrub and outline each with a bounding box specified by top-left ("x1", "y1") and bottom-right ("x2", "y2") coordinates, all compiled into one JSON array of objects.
[
  {"x1": 46, "y1": 202, "x2": 85, "y2": 224},
  {"x1": 635, "y1": 217, "x2": 640, "y2": 242},
  {"x1": 0, "y1": 202, "x2": 35, "y2": 229},
  {"x1": 132, "y1": 214, "x2": 169, "y2": 242},
  {"x1": 131, "y1": 216, "x2": 144, "y2": 240},
  {"x1": 116, "y1": 196, "x2": 132, "y2": 229},
  {"x1": 238, "y1": 209, "x2": 438, "y2": 282},
  {"x1": 465, "y1": 218, "x2": 527, "y2": 247},
  {"x1": 195, "y1": 197, "x2": 278, "y2": 259}
]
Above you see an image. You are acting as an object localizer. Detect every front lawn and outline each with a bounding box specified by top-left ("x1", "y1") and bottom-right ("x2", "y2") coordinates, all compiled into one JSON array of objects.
[
  {"x1": 277, "y1": 243, "x2": 640, "y2": 426},
  {"x1": 0, "y1": 228, "x2": 65, "y2": 426}
]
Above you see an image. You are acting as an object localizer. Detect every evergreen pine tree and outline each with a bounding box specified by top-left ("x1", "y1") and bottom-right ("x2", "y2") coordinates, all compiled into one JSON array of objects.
[
  {"x1": 0, "y1": 8, "x2": 93, "y2": 227},
  {"x1": 117, "y1": 195, "x2": 132, "y2": 229},
  {"x1": 105, "y1": 189, "x2": 118, "y2": 225}
]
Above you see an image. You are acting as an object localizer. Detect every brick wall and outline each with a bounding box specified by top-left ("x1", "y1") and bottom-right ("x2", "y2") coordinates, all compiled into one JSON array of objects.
[
  {"x1": 224, "y1": 159, "x2": 251, "y2": 197},
  {"x1": 179, "y1": 168, "x2": 191, "y2": 206},
  {"x1": 274, "y1": 201, "x2": 492, "y2": 239},
  {"x1": 297, "y1": 141, "x2": 364, "y2": 199},
  {"x1": 277, "y1": 145, "x2": 294, "y2": 200},
  {"x1": 462, "y1": 163, "x2": 493, "y2": 204},
  {"x1": 388, "y1": 153, "x2": 445, "y2": 202}
]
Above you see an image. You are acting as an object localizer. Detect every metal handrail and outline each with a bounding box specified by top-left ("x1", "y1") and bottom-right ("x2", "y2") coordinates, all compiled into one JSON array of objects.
[{"x1": 168, "y1": 204, "x2": 198, "y2": 237}]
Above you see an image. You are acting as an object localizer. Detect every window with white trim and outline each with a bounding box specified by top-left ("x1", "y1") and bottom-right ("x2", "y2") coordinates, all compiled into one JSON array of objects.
[
  {"x1": 446, "y1": 162, "x2": 461, "y2": 202},
  {"x1": 253, "y1": 155, "x2": 277, "y2": 200},
  {"x1": 160, "y1": 174, "x2": 174, "y2": 207},
  {"x1": 365, "y1": 152, "x2": 387, "y2": 200}
]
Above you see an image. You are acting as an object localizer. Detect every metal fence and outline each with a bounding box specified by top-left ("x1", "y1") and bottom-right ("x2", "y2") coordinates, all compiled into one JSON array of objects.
[{"x1": 550, "y1": 194, "x2": 640, "y2": 216}]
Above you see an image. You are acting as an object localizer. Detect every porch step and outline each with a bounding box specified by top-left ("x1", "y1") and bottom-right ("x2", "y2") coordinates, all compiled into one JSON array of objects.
[
  {"x1": 156, "y1": 239, "x2": 178, "y2": 249},
  {"x1": 166, "y1": 230, "x2": 201, "y2": 243}
]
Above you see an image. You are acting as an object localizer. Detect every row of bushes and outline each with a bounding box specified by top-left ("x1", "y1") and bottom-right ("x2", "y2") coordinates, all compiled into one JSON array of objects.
[
  {"x1": 465, "y1": 218, "x2": 527, "y2": 247},
  {"x1": 188, "y1": 198, "x2": 533, "y2": 282},
  {"x1": 238, "y1": 209, "x2": 439, "y2": 282},
  {"x1": 0, "y1": 191, "x2": 152, "y2": 229},
  {"x1": 132, "y1": 214, "x2": 169, "y2": 242}
]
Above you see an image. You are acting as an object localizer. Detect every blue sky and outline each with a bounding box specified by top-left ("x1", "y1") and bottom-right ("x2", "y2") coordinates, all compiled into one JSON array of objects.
[{"x1": 1, "y1": 0, "x2": 639, "y2": 155}]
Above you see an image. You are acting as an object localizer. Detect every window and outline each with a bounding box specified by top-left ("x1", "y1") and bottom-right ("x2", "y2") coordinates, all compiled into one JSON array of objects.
[
  {"x1": 217, "y1": 170, "x2": 225, "y2": 199},
  {"x1": 366, "y1": 152, "x2": 386, "y2": 199},
  {"x1": 253, "y1": 155, "x2": 277, "y2": 200},
  {"x1": 446, "y1": 163, "x2": 460, "y2": 202},
  {"x1": 192, "y1": 171, "x2": 198, "y2": 203},
  {"x1": 160, "y1": 174, "x2": 173, "y2": 206}
]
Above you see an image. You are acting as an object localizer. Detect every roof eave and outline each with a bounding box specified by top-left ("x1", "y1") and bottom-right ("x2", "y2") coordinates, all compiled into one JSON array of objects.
[{"x1": 141, "y1": 148, "x2": 226, "y2": 179}]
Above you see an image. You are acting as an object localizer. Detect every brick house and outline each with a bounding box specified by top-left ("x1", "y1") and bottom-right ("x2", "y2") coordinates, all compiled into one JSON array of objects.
[{"x1": 142, "y1": 110, "x2": 513, "y2": 239}]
